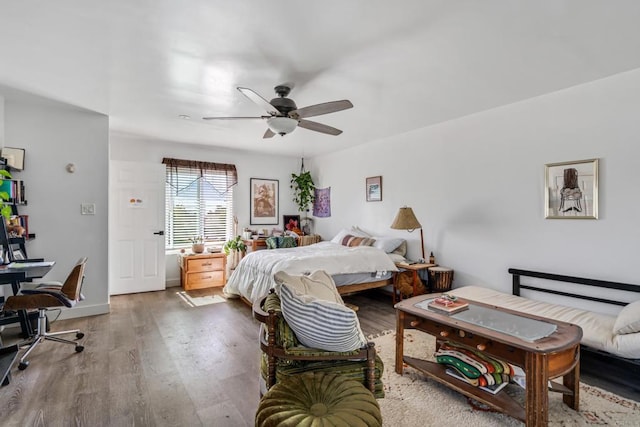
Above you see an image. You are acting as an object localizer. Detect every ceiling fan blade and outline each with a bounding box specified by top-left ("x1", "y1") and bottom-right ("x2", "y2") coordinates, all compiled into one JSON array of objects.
[
  {"x1": 263, "y1": 129, "x2": 276, "y2": 138},
  {"x1": 298, "y1": 119, "x2": 343, "y2": 136},
  {"x1": 237, "y1": 87, "x2": 279, "y2": 115},
  {"x1": 202, "y1": 116, "x2": 269, "y2": 120},
  {"x1": 291, "y1": 100, "x2": 353, "y2": 119}
]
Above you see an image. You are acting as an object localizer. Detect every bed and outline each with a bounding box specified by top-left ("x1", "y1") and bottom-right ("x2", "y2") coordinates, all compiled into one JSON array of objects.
[
  {"x1": 223, "y1": 241, "x2": 399, "y2": 304},
  {"x1": 449, "y1": 268, "x2": 640, "y2": 391}
]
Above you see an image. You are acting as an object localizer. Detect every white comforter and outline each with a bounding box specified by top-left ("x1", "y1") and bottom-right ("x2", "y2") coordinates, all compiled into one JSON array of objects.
[{"x1": 223, "y1": 241, "x2": 398, "y2": 303}]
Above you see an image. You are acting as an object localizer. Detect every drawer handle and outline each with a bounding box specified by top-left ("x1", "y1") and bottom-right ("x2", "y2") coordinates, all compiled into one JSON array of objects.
[
  {"x1": 410, "y1": 320, "x2": 421, "y2": 327},
  {"x1": 440, "y1": 330, "x2": 449, "y2": 337},
  {"x1": 203, "y1": 276, "x2": 212, "y2": 279},
  {"x1": 476, "y1": 343, "x2": 487, "y2": 351},
  {"x1": 202, "y1": 262, "x2": 212, "y2": 266}
]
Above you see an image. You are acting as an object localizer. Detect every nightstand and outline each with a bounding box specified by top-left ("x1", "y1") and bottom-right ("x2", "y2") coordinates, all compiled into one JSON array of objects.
[
  {"x1": 393, "y1": 262, "x2": 436, "y2": 303},
  {"x1": 178, "y1": 252, "x2": 226, "y2": 290}
]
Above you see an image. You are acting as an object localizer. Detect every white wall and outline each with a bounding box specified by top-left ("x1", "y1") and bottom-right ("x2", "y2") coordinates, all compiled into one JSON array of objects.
[
  {"x1": 4, "y1": 100, "x2": 109, "y2": 318},
  {"x1": 310, "y1": 69, "x2": 640, "y2": 298},
  {"x1": 110, "y1": 134, "x2": 301, "y2": 287}
]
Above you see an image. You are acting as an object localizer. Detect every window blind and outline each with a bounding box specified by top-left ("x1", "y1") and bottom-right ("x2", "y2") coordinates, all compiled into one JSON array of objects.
[{"x1": 163, "y1": 158, "x2": 237, "y2": 250}]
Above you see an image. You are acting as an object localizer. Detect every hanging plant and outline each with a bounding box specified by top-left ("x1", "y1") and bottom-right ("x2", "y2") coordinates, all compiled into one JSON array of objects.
[{"x1": 290, "y1": 170, "x2": 316, "y2": 214}]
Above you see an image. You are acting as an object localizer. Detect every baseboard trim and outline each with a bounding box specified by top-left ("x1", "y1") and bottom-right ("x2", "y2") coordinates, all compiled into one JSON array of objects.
[{"x1": 57, "y1": 303, "x2": 110, "y2": 320}]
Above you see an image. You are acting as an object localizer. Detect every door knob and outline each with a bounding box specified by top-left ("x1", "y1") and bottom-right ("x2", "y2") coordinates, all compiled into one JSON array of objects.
[{"x1": 153, "y1": 231, "x2": 165, "y2": 236}]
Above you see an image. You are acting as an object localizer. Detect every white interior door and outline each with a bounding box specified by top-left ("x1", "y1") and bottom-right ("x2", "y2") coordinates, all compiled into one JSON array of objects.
[{"x1": 109, "y1": 161, "x2": 166, "y2": 295}]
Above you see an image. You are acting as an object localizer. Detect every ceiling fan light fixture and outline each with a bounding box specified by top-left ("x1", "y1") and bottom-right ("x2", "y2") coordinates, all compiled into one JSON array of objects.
[{"x1": 267, "y1": 116, "x2": 298, "y2": 136}]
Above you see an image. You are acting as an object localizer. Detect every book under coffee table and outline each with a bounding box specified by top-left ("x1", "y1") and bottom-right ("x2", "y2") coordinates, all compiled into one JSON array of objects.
[{"x1": 395, "y1": 293, "x2": 582, "y2": 426}]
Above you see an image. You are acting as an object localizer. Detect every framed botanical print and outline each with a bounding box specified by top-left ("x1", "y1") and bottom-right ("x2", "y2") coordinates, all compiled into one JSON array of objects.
[{"x1": 250, "y1": 178, "x2": 279, "y2": 225}]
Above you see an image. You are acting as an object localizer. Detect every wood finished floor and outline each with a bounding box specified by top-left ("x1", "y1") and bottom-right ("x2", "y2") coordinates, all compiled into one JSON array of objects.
[
  {"x1": 0, "y1": 288, "x2": 394, "y2": 427},
  {"x1": 0, "y1": 287, "x2": 637, "y2": 426}
]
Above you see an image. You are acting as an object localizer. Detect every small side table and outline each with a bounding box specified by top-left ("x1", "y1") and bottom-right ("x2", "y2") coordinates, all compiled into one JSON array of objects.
[
  {"x1": 428, "y1": 266, "x2": 454, "y2": 293},
  {"x1": 393, "y1": 262, "x2": 436, "y2": 303}
]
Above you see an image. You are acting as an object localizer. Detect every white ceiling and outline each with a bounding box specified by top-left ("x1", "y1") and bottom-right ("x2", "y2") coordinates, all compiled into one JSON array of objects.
[{"x1": 1, "y1": 1, "x2": 640, "y2": 157}]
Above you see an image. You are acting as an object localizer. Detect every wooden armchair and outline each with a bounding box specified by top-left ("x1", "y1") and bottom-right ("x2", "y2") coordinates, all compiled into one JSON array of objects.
[{"x1": 252, "y1": 290, "x2": 384, "y2": 397}]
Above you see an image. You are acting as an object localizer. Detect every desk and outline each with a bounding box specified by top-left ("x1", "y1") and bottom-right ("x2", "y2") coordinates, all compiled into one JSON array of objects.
[{"x1": 0, "y1": 261, "x2": 55, "y2": 337}]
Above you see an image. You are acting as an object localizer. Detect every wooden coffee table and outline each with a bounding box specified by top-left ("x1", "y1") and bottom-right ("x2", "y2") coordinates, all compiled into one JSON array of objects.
[{"x1": 395, "y1": 294, "x2": 582, "y2": 426}]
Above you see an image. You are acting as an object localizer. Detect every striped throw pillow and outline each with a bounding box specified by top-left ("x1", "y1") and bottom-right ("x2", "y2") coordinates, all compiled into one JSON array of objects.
[
  {"x1": 275, "y1": 271, "x2": 367, "y2": 352},
  {"x1": 340, "y1": 234, "x2": 376, "y2": 247}
]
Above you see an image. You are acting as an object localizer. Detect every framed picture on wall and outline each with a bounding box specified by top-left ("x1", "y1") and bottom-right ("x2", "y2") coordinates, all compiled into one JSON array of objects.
[
  {"x1": 250, "y1": 178, "x2": 279, "y2": 225},
  {"x1": 283, "y1": 215, "x2": 301, "y2": 233},
  {"x1": 545, "y1": 158, "x2": 598, "y2": 219},
  {"x1": 366, "y1": 176, "x2": 382, "y2": 202},
  {"x1": 0, "y1": 147, "x2": 25, "y2": 170}
]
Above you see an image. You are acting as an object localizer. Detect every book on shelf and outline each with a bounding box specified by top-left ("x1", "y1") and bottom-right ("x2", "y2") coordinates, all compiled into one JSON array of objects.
[
  {"x1": 427, "y1": 296, "x2": 469, "y2": 314},
  {"x1": 445, "y1": 368, "x2": 509, "y2": 395}
]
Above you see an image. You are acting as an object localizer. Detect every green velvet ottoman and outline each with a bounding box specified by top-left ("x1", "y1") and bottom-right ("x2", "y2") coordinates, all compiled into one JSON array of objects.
[{"x1": 255, "y1": 372, "x2": 382, "y2": 427}]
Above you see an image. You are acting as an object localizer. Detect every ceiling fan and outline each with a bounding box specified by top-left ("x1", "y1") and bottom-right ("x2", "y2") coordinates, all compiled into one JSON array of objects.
[{"x1": 203, "y1": 85, "x2": 353, "y2": 138}]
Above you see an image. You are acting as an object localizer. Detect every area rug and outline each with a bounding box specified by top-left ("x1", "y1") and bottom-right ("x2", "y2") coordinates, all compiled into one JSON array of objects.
[{"x1": 371, "y1": 330, "x2": 640, "y2": 426}]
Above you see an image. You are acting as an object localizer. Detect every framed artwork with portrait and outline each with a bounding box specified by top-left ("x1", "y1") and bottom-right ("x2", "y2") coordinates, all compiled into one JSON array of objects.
[{"x1": 250, "y1": 178, "x2": 279, "y2": 225}]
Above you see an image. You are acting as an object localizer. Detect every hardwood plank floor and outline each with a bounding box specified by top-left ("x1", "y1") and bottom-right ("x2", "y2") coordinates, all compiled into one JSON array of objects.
[{"x1": 0, "y1": 287, "x2": 636, "y2": 426}]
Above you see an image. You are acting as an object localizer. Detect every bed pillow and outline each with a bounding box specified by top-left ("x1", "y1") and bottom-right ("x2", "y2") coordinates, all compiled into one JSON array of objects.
[
  {"x1": 340, "y1": 235, "x2": 376, "y2": 247},
  {"x1": 387, "y1": 253, "x2": 406, "y2": 264},
  {"x1": 391, "y1": 240, "x2": 408, "y2": 256},
  {"x1": 613, "y1": 300, "x2": 640, "y2": 335},
  {"x1": 274, "y1": 270, "x2": 367, "y2": 352},
  {"x1": 372, "y1": 236, "x2": 405, "y2": 253},
  {"x1": 330, "y1": 228, "x2": 369, "y2": 244}
]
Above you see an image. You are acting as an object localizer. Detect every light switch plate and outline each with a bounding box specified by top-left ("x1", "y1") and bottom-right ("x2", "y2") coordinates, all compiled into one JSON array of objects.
[{"x1": 81, "y1": 203, "x2": 95, "y2": 215}]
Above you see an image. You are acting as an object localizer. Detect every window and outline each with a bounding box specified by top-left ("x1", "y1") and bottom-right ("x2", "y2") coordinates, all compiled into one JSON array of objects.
[{"x1": 163, "y1": 158, "x2": 237, "y2": 250}]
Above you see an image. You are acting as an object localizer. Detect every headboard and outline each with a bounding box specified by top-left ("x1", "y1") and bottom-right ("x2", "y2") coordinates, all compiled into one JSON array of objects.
[{"x1": 509, "y1": 268, "x2": 640, "y2": 307}]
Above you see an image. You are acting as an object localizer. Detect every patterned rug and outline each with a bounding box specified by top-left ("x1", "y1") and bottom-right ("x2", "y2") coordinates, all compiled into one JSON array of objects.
[{"x1": 372, "y1": 330, "x2": 640, "y2": 426}]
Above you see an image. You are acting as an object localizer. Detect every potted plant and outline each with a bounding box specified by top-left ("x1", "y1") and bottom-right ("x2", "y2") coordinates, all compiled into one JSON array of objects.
[
  {"x1": 290, "y1": 170, "x2": 316, "y2": 214},
  {"x1": 190, "y1": 235, "x2": 205, "y2": 253},
  {"x1": 223, "y1": 235, "x2": 247, "y2": 271},
  {"x1": 0, "y1": 169, "x2": 14, "y2": 220}
]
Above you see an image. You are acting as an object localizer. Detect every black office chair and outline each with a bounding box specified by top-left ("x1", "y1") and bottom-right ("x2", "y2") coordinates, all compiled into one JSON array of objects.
[{"x1": 2, "y1": 257, "x2": 87, "y2": 370}]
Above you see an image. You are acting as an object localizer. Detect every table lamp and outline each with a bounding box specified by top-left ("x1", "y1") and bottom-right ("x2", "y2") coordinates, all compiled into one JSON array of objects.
[{"x1": 390, "y1": 206, "x2": 425, "y2": 261}]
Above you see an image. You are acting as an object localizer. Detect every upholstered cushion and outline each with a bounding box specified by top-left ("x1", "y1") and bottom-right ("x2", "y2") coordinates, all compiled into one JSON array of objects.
[
  {"x1": 274, "y1": 271, "x2": 367, "y2": 352},
  {"x1": 340, "y1": 234, "x2": 376, "y2": 247},
  {"x1": 613, "y1": 300, "x2": 640, "y2": 335},
  {"x1": 255, "y1": 372, "x2": 382, "y2": 427}
]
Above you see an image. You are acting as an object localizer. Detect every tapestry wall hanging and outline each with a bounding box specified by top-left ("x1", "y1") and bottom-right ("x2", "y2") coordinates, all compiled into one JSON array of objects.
[{"x1": 313, "y1": 187, "x2": 331, "y2": 217}]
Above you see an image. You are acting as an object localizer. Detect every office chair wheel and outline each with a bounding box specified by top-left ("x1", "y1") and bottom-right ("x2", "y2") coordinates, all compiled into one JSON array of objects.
[
  {"x1": 18, "y1": 361, "x2": 29, "y2": 370},
  {"x1": 75, "y1": 345, "x2": 84, "y2": 352},
  {"x1": 76, "y1": 332, "x2": 84, "y2": 339}
]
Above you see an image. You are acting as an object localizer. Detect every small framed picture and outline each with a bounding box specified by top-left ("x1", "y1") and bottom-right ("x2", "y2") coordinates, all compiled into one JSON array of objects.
[
  {"x1": 0, "y1": 147, "x2": 25, "y2": 171},
  {"x1": 545, "y1": 158, "x2": 598, "y2": 219},
  {"x1": 366, "y1": 176, "x2": 382, "y2": 202},
  {"x1": 283, "y1": 215, "x2": 301, "y2": 232}
]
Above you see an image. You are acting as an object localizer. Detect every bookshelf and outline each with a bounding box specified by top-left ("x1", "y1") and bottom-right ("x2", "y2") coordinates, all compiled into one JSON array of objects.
[{"x1": 0, "y1": 156, "x2": 34, "y2": 259}]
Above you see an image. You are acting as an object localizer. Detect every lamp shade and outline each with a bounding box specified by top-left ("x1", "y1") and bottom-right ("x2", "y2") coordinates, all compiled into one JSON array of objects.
[{"x1": 390, "y1": 206, "x2": 421, "y2": 231}]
